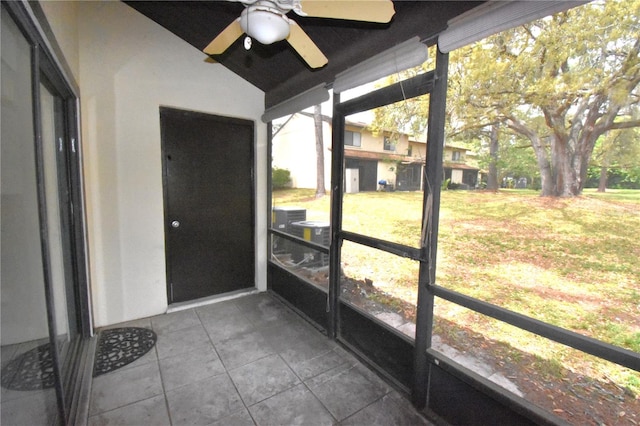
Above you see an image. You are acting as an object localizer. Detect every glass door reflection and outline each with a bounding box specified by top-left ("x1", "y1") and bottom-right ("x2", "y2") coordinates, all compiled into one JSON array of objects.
[
  {"x1": 1, "y1": 7, "x2": 60, "y2": 424},
  {"x1": 39, "y1": 80, "x2": 80, "y2": 409}
]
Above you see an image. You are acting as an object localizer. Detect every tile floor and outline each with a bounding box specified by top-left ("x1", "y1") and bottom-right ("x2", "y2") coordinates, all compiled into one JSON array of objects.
[{"x1": 88, "y1": 292, "x2": 432, "y2": 425}]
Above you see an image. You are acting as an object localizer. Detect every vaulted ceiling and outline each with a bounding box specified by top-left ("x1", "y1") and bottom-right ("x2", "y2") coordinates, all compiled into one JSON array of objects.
[{"x1": 124, "y1": 1, "x2": 484, "y2": 109}]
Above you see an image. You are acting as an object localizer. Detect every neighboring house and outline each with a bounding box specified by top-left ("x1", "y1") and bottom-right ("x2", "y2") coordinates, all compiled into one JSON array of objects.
[
  {"x1": 273, "y1": 113, "x2": 482, "y2": 191},
  {"x1": 443, "y1": 144, "x2": 484, "y2": 189},
  {"x1": 343, "y1": 121, "x2": 413, "y2": 191}
]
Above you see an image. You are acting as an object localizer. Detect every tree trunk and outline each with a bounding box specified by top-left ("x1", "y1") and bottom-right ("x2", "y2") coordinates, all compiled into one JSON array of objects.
[
  {"x1": 313, "y1": 104, "x2": 326, "y2": 198},
  {"x1": 506, "y1": 117, "x2": 555, "y2": 196},
  {"x1": 597, "y1": 165, "x2": 608, "y2": 192},
  {"x1": 597, "y1": 145, "x2": 611, "y2": 192},
  {"x1": 487, "y1": 125, "x2": 499, "y2": 190},
  {"x1": 551, "y1": 137, "x2": 584, "y2": 197}
]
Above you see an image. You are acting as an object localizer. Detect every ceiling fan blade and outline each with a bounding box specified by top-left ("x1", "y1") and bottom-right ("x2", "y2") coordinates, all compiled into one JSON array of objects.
[
  {"x1": 203, "y1": 19, "x2": 243, "y2": 55},
  {"x1": 287, "y1": 22, "x2": 328, "y2": 69},
  {"x1": 298, "y1": 0, "x2": 395, "y2": 23}
]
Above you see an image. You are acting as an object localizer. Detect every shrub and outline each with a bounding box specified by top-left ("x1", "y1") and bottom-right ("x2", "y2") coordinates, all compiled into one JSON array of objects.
[
  {"x1": 272, "y1": 167, "x2": 292, "y2": 189},
  {"x1": 441, "y1": 178, "x2": 451, "y2": 191}
]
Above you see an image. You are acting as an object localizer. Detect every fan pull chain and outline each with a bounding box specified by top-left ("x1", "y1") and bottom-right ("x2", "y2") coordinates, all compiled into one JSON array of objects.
[{"x1": 244, "y1": 7, "x2": 252, "y2": 50}]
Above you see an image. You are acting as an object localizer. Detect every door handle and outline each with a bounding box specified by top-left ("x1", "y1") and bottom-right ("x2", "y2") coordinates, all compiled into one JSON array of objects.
[{"x1": 171, "y1": 220, "x2": 180, "y2": 228}]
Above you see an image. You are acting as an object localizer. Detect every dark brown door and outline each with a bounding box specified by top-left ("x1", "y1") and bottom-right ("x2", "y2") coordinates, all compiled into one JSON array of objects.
[{"x1": 160, "y1": 107, "x2": 254, "y2": 303}]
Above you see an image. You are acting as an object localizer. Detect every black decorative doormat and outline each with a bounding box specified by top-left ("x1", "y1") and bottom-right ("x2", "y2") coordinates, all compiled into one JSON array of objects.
[
  {"x1": 93, "y1": 327, "x2": 157, "y2": 377},
  {"x1": 1, "y1": 344, "x2": 55, "y2": 391}
]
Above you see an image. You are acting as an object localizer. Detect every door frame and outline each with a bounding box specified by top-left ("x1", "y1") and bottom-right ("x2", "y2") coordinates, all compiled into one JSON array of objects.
[
  {"x1": 159, "y1": 106, "x2": 256, "y2": 304},
  {"x1": 329, "y1": 67, "x2": 441, "y2": 396}
]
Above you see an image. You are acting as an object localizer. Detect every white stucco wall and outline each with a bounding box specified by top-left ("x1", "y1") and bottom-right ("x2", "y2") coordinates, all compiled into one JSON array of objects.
[
  {"x1": 38, "y1": 0, "x2": 79, "y2": 81},
  {"x1": 272, "y1": 113, "x2": 331, "y2": 190},
  {"x1": 377, "y1": 161, "x2": 397, "y2": 185},
  {"x1": 66, "y1": 1, "x2": 266, "y2": 327}
]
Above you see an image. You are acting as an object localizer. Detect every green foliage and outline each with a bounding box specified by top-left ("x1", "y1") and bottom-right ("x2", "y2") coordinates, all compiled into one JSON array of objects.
[
  {"x1": 368, "y1": 45, "x2": 438, "y2": 141},
  {"x1": 271, "y1": 167, "x2": 292, "y2": 190},
  {"x1": 441, "y1": 178, "x2": 451, "y2": 191},
  {"x1": 447, "y1": 182, "x2": 461, "y2": 190},
  {"x1": 586, "y1": 166, "x2": 640, "y2": 189},
  {"x1": 373, "y1": 1, "x2": 640, "y2": 196},
  {"x1": 588, "y1": 127, "x2": 640, "y2": 189},
  {"x1": 448, "y1": 1, "x2": 640, "y2": 195}
]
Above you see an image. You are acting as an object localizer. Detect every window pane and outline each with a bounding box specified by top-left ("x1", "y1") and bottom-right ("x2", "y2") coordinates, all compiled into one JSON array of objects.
[
  {"x1": 271, "y1": 209, "x2": 329, "y2": 291},
  {"x1": 436, "y1": 190, "x2": 640, "y2": 352},
  {"x1": 342, "y1": 95, "x2": 428, "y2": 247},
  {"x1": 440, "y1": 0, "x2": 639, "y2": 357},
  {"x1": 340, "y1": 240, "x2": 418, "y2": 338},
  {"x1": 383, "y1": 136, "x2": 394, "y2": 151},
  {"x1": 432, "y1": 298, "x2": 640, "y2": 424},
  {"x1": 433, "y1": 3, "x2": 639, "y2": 423},
  {"x1": 271, "y1": 104, "x2": 331, "y2": 290},
  {"x1": 345, "y1": 130, "x2": 361, "y2": 147}
]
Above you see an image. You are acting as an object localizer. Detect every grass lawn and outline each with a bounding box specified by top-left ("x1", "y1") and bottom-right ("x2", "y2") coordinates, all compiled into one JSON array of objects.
[{"x1": 272, "y1": 188, "x2": 640, "y2": 394}]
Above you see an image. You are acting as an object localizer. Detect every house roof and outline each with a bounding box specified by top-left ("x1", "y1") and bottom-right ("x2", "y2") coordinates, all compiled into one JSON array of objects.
[
  {"x1": 445, "y1": 143, "x2": 472, "y2": 151},
  {"x1": 123, "y1": 1, "x2": 484, "y2": 109},
  {"x1": 345, "y1": 149, "x2": 409, "y2": 163},
  {"x1": 443, "y1": 162, "x2": 479, "y2": 171}
]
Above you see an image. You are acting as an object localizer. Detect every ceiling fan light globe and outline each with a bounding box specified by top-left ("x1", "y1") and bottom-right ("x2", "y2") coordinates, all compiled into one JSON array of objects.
[{"x1": 240, "y1": 9, "x2": 290, "y2": 45}]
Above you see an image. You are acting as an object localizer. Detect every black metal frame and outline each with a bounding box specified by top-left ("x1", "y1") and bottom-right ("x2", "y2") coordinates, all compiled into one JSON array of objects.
[
  {"x1": 414, "y1": 48, "x2": 449, "y2": 408},
  {"x1": 433, "y1": 285, "x2": 640, "y2": 371}
]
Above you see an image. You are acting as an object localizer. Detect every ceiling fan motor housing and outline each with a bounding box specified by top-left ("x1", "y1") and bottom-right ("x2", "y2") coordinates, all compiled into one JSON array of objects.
[
  {"x1": 206, "y1": 0, "x2": 394, "y2": 68},
  {"x1": 240, "y1": 3, "x2": 291, "y2": 45}
]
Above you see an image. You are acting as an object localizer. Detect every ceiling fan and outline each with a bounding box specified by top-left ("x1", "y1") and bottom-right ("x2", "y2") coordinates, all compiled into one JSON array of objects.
[{"x1": 203, "y1": 0, "x2": 396, "y2": 69}]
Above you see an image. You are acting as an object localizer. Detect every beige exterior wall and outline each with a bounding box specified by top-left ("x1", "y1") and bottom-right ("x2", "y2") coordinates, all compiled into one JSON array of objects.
[
  {"x1": 41, "y1": 1, "x2": 267, "y2": 327},
  {"x1": 377, "y1": 160, "x2": 397, "y2": 184},
  {"x1": 408, "y1": 140, "x2": 427, "y2": 161},
  {"x1": 444, "y1": 145, "x2": 467, "y2": 162},
  {"x1": 352, "y1": 125, "x2": 378, "y2": 152},
  {"x1": 387, "y1": 133, "x2": 410, "y2": 156},
  {"x1": 346, "y1": 126, "x2": 410, "y2": 156}
]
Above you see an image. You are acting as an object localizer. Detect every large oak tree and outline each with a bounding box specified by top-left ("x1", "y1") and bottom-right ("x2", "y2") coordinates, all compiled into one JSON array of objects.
[
  {"x1": 372, "y1": 1, "x2": 640, "y2": 196},
  {"x1": 448, "y1": 0, "x2": 640, "y2": 196}
]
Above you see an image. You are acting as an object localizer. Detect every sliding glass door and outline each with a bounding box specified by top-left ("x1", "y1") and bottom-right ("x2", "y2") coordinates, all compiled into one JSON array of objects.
[
  {"x1": 1, "y1": 4, "x2": 89, "y2": 424},
  {"x1": 1, "y1": 8, "x2": 60, "y2": 424}
]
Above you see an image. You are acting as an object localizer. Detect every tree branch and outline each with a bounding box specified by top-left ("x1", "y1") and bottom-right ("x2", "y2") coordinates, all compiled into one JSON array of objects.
[
  {"x1": 272, "y1": 113, "x2": 296, "y2": 138},
  {"x1": 609, "y1": 119, "x2": 640, "y2": 130}
]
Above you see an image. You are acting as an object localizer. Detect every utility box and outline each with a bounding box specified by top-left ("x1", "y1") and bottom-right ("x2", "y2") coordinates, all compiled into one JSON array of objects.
[
  {"x1": 272, "y1": 206, "x2": 306, "y2": 253},
  {"x1": 289, "y1": 221, "x2": 330, "y2": 267}
]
